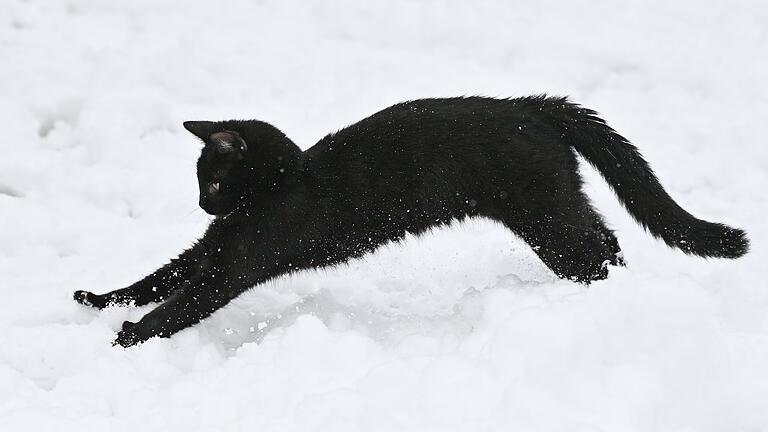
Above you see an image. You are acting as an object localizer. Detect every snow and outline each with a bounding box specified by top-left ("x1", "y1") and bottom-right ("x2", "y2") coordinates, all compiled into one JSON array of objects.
[{"x1": 1, "y1": 0, "x2": 766, "y2": 430}]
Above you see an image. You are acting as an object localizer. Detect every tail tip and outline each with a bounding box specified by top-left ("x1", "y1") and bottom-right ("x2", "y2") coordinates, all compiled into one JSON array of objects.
[
  {"x1": 669, "y1": 223, "x2": 749, "y2": 259},
  {"x1": 718, "y1": 227, "x2": 749, "y2": 259}
]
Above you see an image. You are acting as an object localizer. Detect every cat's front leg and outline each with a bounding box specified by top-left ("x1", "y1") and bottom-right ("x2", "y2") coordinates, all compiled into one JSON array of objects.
[
  {"x1": 74, "y1": 242, "x2": 205, "y2": 309},
  {"x1": 113, "y1": 268, "x2": 251, "y2": 347},
  {"x1": 111, "y1": 214, "x2": 295, "y2": 346}
]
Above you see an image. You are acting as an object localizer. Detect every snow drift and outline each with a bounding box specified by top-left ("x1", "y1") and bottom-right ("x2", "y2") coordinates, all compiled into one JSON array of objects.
[{"x1": 0, "y1": 1, "x2": 765, "y2": 431}]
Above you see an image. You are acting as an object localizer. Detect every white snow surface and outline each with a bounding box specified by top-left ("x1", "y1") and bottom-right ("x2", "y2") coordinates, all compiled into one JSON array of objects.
[{"x1": 1, "y1": 1, "x2": 766, "y2": 431}]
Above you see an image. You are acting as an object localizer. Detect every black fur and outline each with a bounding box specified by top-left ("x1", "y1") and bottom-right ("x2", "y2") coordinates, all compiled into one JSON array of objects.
[{"x1": 73, "y1": 96, "x2": 749, "y2": 347}]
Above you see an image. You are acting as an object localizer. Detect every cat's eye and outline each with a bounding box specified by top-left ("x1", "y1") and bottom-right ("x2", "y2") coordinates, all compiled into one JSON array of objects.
[{"x1": 209, "y1": 182, "x2": 220, "y2": 194}]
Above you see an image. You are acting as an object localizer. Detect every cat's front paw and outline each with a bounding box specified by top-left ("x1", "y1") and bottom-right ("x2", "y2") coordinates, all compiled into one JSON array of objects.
[
  {"x1": 114, "y1": 321, "x2": 142, "y2": 348},
  {"x1": 73, "y1": 290, "x2": 108, "y2": 309},
  {"x1": 113, "y1": 320, "x2": 164, "y2": 348}
]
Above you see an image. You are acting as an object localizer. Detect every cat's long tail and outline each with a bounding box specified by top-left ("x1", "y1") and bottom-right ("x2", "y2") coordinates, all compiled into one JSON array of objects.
[{"x1": 540, "y1": 96, "x2": 749, "y2": 259}]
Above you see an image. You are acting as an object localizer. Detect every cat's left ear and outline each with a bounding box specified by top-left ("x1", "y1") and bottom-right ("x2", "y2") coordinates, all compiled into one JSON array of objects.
[
  {"x1": 210, "y1": 131, "x2": 248, "y2": 154},
  {"x1": 183, "y1": 121, "x2": 215, "y2": 142}
]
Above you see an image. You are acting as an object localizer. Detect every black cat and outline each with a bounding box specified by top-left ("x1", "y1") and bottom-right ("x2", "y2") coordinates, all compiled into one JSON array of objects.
[{"x1": 74, "y1": 96, "x2": 749, "y2": 347}]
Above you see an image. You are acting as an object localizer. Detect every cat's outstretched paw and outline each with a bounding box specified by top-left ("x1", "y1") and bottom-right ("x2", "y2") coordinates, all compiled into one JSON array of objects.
[
  {"x1": 73, "y1": 290, "x2": 108, "y2": 309},
  {"x1": 114, "y1": 321, "x2": 141, "y2": 348},
  {"x1": 121, "y1": 320, "x2": 136, "y2": 332}
]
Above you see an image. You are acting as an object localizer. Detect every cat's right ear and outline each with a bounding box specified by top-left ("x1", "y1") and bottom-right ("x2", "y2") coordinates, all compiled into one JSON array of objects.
[{"x1": 183, "y1": 121, "x2": 215, "y2": 142}]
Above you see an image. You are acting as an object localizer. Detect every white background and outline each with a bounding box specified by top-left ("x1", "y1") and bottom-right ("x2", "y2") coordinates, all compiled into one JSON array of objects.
[{"x1": 1, "y1": 1, "x2": 765, "y2": 430}]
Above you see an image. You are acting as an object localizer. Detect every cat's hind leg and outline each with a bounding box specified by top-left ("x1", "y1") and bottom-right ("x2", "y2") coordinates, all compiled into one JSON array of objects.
[
  {"x1": 493, "y1": 193, "x2": 618, "y2": 283},
  {"x1": 583, "y1": 205, "x2": 625, "y2": 267},
  {"x1": 508, "y1": 215, "x2": 615, "y2": 283}
]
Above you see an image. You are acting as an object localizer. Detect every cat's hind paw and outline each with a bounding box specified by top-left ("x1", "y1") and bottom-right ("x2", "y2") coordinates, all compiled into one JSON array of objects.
[{"x1": 73, "y1": 290, "x2": 108, "y2": 309}]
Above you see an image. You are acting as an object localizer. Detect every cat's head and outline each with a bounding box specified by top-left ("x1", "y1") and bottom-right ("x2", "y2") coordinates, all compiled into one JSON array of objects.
[
  {"x1": 184, "y1": 119, "x2": 301, "y2": 216},
  {"x1": 183, "y1": 120, "x2": 254, "y2": 216}
]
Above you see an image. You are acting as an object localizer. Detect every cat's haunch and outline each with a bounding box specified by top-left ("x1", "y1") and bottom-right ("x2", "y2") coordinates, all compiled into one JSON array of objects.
[{"x1": 74, "y1": 96, "x2": 749, "y2": 347}]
